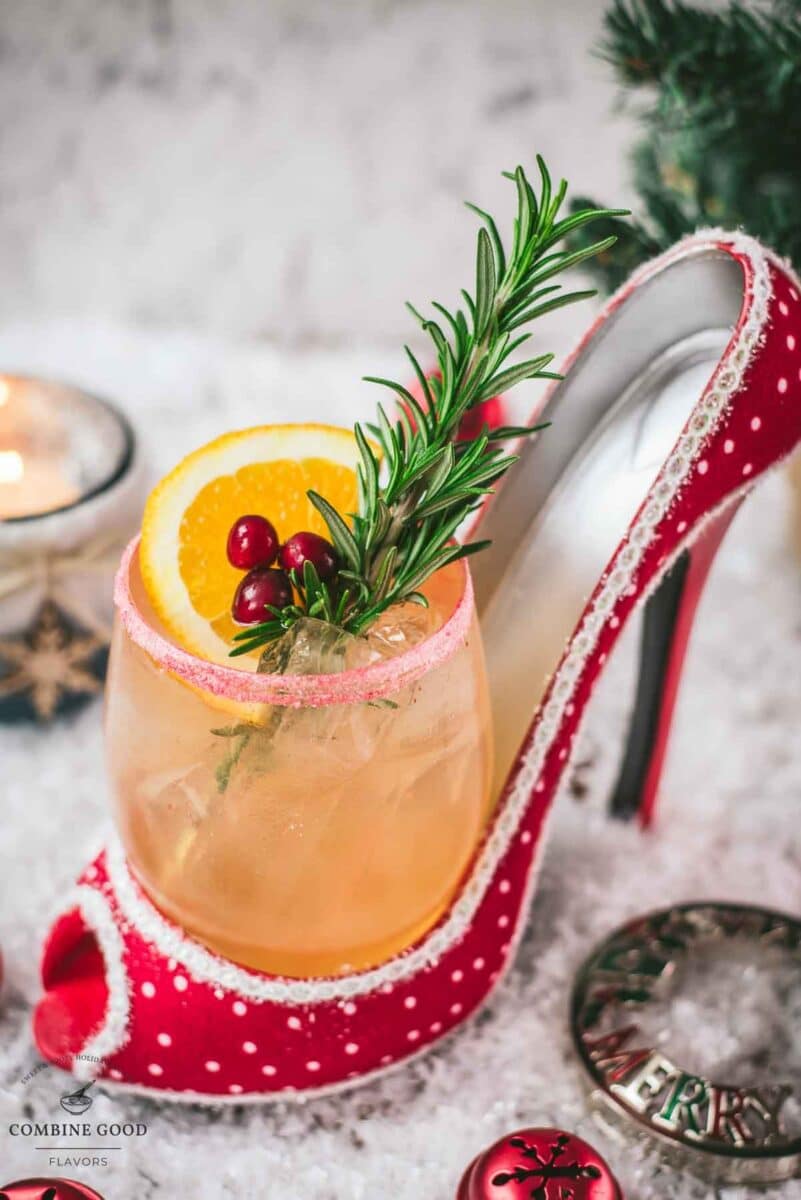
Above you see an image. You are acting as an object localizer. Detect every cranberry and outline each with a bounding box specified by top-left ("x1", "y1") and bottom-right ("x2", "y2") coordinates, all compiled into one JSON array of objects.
[
  {"x1": 226, "y1": 514, "x2": 279, "y2": 570},
  {"x1": 280, "y1": 531, "x2": 339, "y2": 581},
  {"x1": 457, "y1": 393, "x2": 506, "y2": 441},
  {"x1": 232, "y1": 567, "x2": 292, "y2": 624}
]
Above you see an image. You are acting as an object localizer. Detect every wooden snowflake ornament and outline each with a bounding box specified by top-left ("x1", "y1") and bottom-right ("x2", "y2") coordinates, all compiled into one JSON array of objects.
[{"x1": 0, "y1": 601, "x2": 105, "y2": 722}]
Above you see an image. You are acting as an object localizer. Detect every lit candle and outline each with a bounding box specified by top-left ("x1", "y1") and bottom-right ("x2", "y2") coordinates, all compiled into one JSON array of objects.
[
  {"x1": 0, "y1": 376, "x2": 115, "y2": 519},
  {"x1": 0, "y1": 375, "x2": 143, "y2": 722}
]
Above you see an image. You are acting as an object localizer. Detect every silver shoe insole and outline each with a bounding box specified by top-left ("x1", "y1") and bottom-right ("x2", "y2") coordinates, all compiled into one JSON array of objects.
[{"x1": 481, "y1": 327, "x2": 732, "y2": 795}]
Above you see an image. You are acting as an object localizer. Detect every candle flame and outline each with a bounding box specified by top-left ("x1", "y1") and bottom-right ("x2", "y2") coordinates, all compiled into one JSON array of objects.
[
  {"x1": 0, "y1": 379, "x2": 8, "y2": 406},
  {"x1": 0, "y1": 449, "x2": 24, "y2": 484}
]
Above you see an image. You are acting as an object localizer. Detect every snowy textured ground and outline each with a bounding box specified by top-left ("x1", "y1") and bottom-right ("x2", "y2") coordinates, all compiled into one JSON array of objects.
[
  {"x1": 1, "y1": 322, "x2": 800, "y2": 1198},
  {"x1": 1, "y1": 1, "x2": 800, "y2": 1192}
]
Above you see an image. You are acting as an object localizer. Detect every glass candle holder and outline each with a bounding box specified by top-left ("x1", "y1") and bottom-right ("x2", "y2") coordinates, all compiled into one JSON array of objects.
[
  {"x1": 107, "y1": 539, "x2": 494, "y2": 978},
  {"x1": 0, "y1": 375, "x2": 143, "y2": 722}
]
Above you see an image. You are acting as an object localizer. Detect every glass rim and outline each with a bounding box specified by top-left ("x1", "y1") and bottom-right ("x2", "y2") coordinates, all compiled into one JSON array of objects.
[{"x1": 114, "y1": 536, "x2": 475, "y2": 707}]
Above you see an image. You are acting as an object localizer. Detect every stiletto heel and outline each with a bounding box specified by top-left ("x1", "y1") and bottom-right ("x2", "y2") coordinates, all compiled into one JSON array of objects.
[{"x1": 610, "y1": 502, "x2": 740, "y2": 825}]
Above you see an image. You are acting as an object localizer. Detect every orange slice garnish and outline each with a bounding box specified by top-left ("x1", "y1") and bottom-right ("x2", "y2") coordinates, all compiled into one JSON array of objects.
[{"x1": 140, "y1": 424, "x2": 362, "y2": 667}]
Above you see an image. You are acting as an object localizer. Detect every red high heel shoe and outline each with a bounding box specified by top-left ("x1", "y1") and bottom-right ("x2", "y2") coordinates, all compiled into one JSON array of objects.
[{"x1": 34, "y1": 230, "x2": 801, "y2": 1101}]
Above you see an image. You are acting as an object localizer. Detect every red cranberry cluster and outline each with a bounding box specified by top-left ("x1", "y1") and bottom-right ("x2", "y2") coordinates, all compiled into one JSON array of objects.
[{"x1": 227, "y1": 515, "x2": 339, "y2": 625}]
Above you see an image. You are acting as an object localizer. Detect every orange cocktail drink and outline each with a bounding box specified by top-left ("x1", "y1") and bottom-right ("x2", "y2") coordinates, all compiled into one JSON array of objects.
[{"x1": 107, "y1": 538, "x2": 493, "y2": 977}]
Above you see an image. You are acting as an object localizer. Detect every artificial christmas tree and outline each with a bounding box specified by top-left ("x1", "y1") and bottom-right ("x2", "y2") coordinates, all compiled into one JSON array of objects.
[{"x1": 571, "y1": 0, "x2": 801, "y2": 287}]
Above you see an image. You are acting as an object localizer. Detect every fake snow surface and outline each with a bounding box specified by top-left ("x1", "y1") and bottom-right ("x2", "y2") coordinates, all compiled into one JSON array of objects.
[{"x1": 1, "y1": 323, "x2": 800, "y2": 1198}]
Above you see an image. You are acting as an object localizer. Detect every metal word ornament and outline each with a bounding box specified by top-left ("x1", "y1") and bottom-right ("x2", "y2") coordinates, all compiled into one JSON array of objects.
[{"x1": 570, "y1": 902, "x2": 801, "y2": 1184}]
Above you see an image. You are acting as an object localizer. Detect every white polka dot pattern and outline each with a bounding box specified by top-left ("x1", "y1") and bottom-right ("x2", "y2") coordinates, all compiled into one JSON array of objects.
[{"x1": 36, "y1": 230, "x2": 801, "y2": 1102}]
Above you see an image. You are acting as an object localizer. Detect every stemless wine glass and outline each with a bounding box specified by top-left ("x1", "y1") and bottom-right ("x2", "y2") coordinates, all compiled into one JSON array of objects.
[{"x1": 106, "y1": 538, "x2": 494, "y2": 978}]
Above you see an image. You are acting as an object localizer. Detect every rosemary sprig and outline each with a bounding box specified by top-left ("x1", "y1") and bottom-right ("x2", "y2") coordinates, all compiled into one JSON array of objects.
[{"x1": 231, "y1": 156, "x2": 626, "y2": 655}]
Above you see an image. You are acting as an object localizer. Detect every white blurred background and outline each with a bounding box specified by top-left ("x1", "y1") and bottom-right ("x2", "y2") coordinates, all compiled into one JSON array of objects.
[{"x1": 0, "y1": 0, "x2": 633, "y2": 352}]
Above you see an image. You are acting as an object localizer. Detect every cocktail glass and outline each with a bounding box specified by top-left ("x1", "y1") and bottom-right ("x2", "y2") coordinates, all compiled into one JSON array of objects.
[{"x1": 106, "y1": 538, "x2": 493, "y2": 978}]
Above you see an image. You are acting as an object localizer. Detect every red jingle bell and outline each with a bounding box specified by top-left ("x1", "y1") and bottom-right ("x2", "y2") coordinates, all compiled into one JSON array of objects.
[
  {"x1": 0, "y1": 1181, "x2": 105, "y2": 1200},
  {"x1": 457, "y1": 1128, "x2": 623, "y2": 1200}
]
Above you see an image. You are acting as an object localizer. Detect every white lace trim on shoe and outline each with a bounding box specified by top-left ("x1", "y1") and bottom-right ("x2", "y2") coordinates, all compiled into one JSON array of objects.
[
  {"x1": 100, "y1": 231, "x2": 777, "y2": 1007},
  {"x1": 70, "y1": 884, "x2": 132, "y2": 1080}
]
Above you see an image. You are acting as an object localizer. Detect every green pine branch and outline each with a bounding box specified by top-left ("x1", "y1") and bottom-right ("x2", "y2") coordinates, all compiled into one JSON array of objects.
[{"x1": 569, "y1": 0, "x2": 801, "y2": 292}]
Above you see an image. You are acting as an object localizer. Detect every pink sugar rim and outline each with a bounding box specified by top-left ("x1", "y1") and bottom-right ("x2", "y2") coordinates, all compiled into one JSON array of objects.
[{"x1": 114, "y1": 536, "x2": 474, "y2": 708}]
